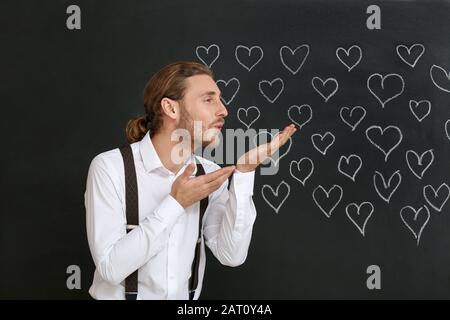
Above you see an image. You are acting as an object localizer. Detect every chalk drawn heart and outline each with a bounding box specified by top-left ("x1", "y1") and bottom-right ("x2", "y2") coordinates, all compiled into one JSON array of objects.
[
  {"x1": 430, "y1": 64, "x2": 450, "y2": 93},
  {"x1": 253, "y1": 130, "x2": 292, "y2": 166},
  {"x1": 280, "y1": 45, "x2": 310, "y2": 75},
  {"x1": 406, "y1": 149, "x2": 434, "y2": 180},
  {"x1": 345, "y1": 202, "x2": 374, "y2": 236},
  {"x1": 235, "y1": 45, "x2": 264, "y2": 71},
  {"x1": 373, "y1": 170, "x2": 402, "y2": 203},
  {"x1": 313, "y1": 185, "x2": 343, "y2": 218},
  {"x1": 216, "y1": 78, "x2": 240, "y2": 105},
  {"x1": 340, "y1": 106, "x2": 366, "y2": 131},
  {"x1": 365, "y1": 125, "x2": 403, "y2": 162},
  {"x1": 336, "y1": 45, "x2": 362, "y2": 72},
  {"x1": 312, "y1": 77, "x2": 339, "y2": 102},
  {"x1": 338, "y1": 154, "x2": 362, "y2": 182},
  {"x1": 195, "y1": 44, "x2": 220, "y2": 67},
  {"x1": 261, "y1": 180, "x2": 290, "y2": 214},
  {"x1": 237, "y1": 106, "x2": 260, "y2": 129},
  {"x1": 367, "y1": 73, "x2": 405, "y2": 108},
  {"x1": 396, "y1": 44, "x2": 425, "y2": 68},
  {"x1": 400, "y1": 205, "x2": 430, "y2": 245},
  {"x1": 409, "y1": 100, "x2": 431, "y2": 122},
  {"x1": 259, "y1": 78, "x2": 284, "y2": 103},
  {"x1": 287, "y1": 104, "x2": 312, "y2": 130},
  {"x1": 423, "y1": 183, "x2": 450, "y2": 212},
  {"x1": 311, "y1": 132, "x2": 335, "y2": 155},
  {"x1": 289, "y1": 157, "x2": 314, "y2": 186}
]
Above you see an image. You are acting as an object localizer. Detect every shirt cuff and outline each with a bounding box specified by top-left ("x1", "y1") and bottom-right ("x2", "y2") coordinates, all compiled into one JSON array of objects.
[
  {"x1": 232, "y1": 169, "x2": 255, "y2": 196},
  {"x1": 153, "y1": 194, "x2": 185, "y2": 226}
]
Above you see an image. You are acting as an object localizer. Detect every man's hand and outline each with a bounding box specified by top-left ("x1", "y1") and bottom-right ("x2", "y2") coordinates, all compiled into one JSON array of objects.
[
  {"x1": 236, "y1": 123, "x2": 298, "y2": 173},
  {"x1": 170, "y1": 163, "x2": 235, "y2": 208}
]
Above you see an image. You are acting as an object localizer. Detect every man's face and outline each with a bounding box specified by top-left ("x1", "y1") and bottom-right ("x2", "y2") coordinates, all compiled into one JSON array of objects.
[{"x1": 176, "y1": 74, "x2": 228, "y2": 149}]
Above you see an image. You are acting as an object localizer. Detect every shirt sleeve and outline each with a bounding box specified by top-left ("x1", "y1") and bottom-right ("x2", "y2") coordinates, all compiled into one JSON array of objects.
[
  {"x1": 84, "y1": 155, "x2": 185, "y2": 286},
  {"x1": 202, "y1": 167, "x2": 257, "y2": 267}
]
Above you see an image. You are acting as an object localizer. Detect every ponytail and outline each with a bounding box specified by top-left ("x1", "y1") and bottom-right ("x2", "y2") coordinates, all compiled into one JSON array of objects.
[{"x1": 125, "y1": 114, "x2": 148, "y2": 144}]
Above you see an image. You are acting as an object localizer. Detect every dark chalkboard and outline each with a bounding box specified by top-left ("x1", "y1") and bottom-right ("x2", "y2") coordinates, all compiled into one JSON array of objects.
[{"x1": 2, "y1": 0, "x2": 450, "y2": 299}]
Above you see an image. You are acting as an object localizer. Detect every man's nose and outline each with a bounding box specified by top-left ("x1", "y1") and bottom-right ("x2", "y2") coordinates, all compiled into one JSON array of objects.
[{"x1": 217, "y1": 100, "x2": 228, "y2": 118}]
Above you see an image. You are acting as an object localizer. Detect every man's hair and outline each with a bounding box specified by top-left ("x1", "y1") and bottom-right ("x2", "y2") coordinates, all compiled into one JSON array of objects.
[{"x1": 125, "y1": 61, "x2": 214, "y2": 143}]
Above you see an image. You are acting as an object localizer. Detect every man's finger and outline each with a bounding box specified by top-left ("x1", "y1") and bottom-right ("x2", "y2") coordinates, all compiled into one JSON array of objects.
[
  {"x1": 180, "y1": 163, "x2": 196, "y2": 179},
  {"x1": 192, "y1": 165, "x2": 235, "y2": 185},
  {"x1": 204, "y1": 168, "x2": 234, "y2": 191}
]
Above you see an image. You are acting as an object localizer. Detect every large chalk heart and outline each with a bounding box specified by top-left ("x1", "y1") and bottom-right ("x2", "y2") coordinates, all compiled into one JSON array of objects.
[
  {"x1": 365, "y1": 125, "x2": 403, "y2": 162},
  {"x1": 259, "y1": 78, "x2": 284, "y2": 103},
  {"x1": 336, "y1": 45, "x2": 362, "y2": 72},
  {"x1": 367, "y1": 73, "x2": 405, "y2": 108},
  {"x1": 396, "y1": 44, "x2": 425, "y2": 68},
  {"x1": 216, "y1": 78, "x2": 240, "y2": 105},
  {"x1": 235, "y1": 45, "x2": 264, "y2": 71},
  {"x1": 373, "y1": 170, "x2": 402, "y2": 203},
  {"x1": 400, "y1": 205, "x2": 430, "y2": 245},
  {"x1": 345, "y1": 202, "x2": 374, "y2": 236},
  {"x1": 195, "y1": 44, "x2": 220, "y2": 67},
  {"x1": 312, "y1": 185, "x2": 343, "y2": 218},
  {"x1": 261, "y1": 180, "x2": 290, "y2": 214},
  {"x1": 280, "y1": 45, "x2": 310, "y2": 75}
]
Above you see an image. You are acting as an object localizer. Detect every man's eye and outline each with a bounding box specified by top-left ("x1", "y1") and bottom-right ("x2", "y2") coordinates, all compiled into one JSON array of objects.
[{"x1": 205, "y1": 98, "x2": 212, "y2": 103}]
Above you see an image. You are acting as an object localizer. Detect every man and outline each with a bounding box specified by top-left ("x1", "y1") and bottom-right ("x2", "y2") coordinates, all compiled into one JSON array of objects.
[{"x1": 84, "y1": 61, "x2": 297, "y2": 299}]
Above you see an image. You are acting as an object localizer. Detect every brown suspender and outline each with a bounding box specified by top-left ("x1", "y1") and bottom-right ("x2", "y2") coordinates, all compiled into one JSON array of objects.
[
  {"x1": 119, "y1": 145, "x2": 139, "y2": 300},
  {"x1": 119, "y1": 144, "x2": 233, "y2": 300}
]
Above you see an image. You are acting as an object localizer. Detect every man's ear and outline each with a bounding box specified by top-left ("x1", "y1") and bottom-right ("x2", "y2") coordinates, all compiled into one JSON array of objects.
[{"x1": 160, "y1": 97, "x2": 179, "y2": 120}]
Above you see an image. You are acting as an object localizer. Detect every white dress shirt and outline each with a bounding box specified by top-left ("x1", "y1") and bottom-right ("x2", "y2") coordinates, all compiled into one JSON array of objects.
[{"x1": 84, "y1": 130, "x2": 257, "y2": 300}]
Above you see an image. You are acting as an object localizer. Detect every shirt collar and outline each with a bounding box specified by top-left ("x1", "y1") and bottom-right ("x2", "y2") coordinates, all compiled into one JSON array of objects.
[{"x1": 139, "y1": 130, "x2": 198, "y2": 175}]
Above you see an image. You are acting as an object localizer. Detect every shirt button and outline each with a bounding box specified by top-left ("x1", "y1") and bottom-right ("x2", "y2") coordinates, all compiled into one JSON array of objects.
[{"x1": 169, "y1": 275, "x2": 174, "y2": 280}]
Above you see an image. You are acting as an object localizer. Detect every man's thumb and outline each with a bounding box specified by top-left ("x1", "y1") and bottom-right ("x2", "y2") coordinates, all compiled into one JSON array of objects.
[{"x1": 182, "y1": 163, "x2": 196, "y2": 178}]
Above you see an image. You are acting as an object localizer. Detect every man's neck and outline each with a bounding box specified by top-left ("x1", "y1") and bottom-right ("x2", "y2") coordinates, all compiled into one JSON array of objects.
[{"x1": 151, "y1": 129, "x2": 194, "y2": 175}]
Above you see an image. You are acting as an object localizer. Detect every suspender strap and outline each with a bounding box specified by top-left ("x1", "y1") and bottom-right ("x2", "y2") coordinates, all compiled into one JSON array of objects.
[
  {"x1": 119, "y1": 145, "x2": 139, "y2": 300},
  {"x1": 189, "y1": 160, "x2": 209, "y2": 300}
]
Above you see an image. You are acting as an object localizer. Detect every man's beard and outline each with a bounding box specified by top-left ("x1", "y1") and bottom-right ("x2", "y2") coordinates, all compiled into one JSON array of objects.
[{"x1": 178, "y1": 104, "x2": 216, "y2": 149}]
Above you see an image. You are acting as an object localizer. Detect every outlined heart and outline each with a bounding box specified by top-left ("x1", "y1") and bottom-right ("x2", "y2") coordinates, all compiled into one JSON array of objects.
[
  {"x1": 289, "y1": 157, "x2": 314, "y2": 186},
  {"x1": 365, "y1": 125, "x2": 403, "y2": 162},
  {"x1": 216, "y1": 78, "x2": 240, "y2": 105},
  {"x1": 338, "y1": 154, "x2": 362, "y2": 182},
  {"x1": 367, "y1": 73, "x2": 405, "y2": 108},
  {"x1": 336, "y1": 45, "x2": 362, "y2": 72},
  {"x1": 287, "y1": 104, "x2": 312, "y2": 129},
  {"x1": 311, "y1": 131, "x2": 335, "y2": 155},
  {"x1": 340, "y1": 106, "x2": 366, "y2": 131},
  {"x1": 312, "y1": 76, "x2": 339, "y2": 102},
  {"x1": 195, "y1": 44, "x2": 220, "y2": 67},
  {"x1": 423, "y1": 183, "x2": 450, "y2": 212},
  {"x1": 261, "y1": 180, "x2": 290, "y2": 214},
  {"x1": 345, "y1": 202, "x2": 374, "y2": 236},
  {"x1": 396, "y1": 44, "x2": 425, "y2": 68},
  {"x1": 373, "y1": 170, "x2": 402, "y2": 203},
  {"x1": 405, "y1": 149, "x2": 434, "y2": 180},
  {"x1": 400, "y1": 205, "x2": 430, "y2": 245},
  {"x1": 258, "y1": 78, "x2": 284, "y2": 103},
  {"x1": 235, "y1": 45, "x2": 264, "y2": 71},
  {"x1": 409, "y1": 100, "x2": 431, "y2": 122},
  {"x1": 430, "y1": 64, "x2": 450, "y2": 93},
  {"x1": 279, "y1": 45, "x2": 310, "y2": 75},
  {"x1": 312, "y1": 184, "x2": 343, "y2": 218},
  {"x1": 237, "y1": 106, "x2": 260, "y2": 129}
]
